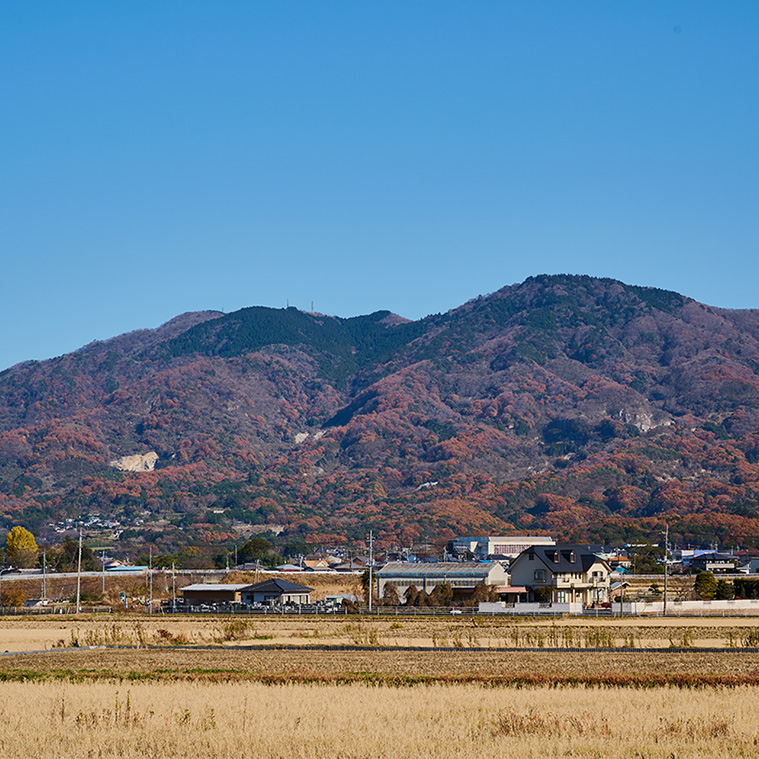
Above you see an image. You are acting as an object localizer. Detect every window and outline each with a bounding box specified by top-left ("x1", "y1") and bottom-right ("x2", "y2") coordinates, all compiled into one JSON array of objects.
[
  {"x1": 534, "y1": 569, "x2": 545, "y2": 582},
  {"x1": 557, "y1": 591, "x2": 566, "y2": 603}
]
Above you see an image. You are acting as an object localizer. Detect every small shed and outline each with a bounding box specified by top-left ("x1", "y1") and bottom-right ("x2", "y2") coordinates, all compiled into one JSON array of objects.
[
  {"x1": 180, "y1": 583, "x2": 250, "y2": 605},
  {"x1": 241, "y1": 578, "x2": 313, "y2": 605}
]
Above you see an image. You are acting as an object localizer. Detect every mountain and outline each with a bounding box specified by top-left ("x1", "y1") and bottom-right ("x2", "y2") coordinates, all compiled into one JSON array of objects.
[{"x1": 2, "y1": 274, "x2": 759, "y2": 550}]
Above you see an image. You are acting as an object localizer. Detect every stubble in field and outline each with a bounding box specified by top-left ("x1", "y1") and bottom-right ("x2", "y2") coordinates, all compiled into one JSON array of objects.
[{"x1": 0, "y1": 681, "x2": 756, "y2": 759}]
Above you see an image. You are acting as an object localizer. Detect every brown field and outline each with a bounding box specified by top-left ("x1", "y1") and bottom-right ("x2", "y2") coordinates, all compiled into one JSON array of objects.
[
  {"x1": 3, "y1": 644, "x2": 759, "y2": 687},
  {"x1": 1, "y1": 615, "x2": 759, "y2": 756},
  {"x1": 0, "y1": 680, "x2": 757, "y2": 758},
  {"x1": 2, "y1": 611, "x2": 759, "y2": 652}
]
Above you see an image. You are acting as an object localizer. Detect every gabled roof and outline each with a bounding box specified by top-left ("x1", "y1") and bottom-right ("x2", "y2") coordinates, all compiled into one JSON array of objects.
[
  {"x1": 243, "y1": 578, "x2": 313, "y2": 594},
  {"x1": 515, "y1": 545, "x2": 608, "y2": 573}
]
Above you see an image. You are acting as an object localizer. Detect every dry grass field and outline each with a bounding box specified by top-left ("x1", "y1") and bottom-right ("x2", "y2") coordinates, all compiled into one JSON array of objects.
[
  {"x1": 0, "y1": 680, "x2": 757, "y2": 758},
  {"x1": 2, "y1": 611, "x2": 759, "y2": 652},
  {"x1": 0, "y1": 614, "x2": 758, "y2": 756}
]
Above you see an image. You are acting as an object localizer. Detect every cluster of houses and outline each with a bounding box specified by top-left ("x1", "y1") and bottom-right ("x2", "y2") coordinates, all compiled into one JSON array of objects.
[
  {"x1": 181, "y1": 577, "x2": 316, "y2": 607},
  {"x1": 377, "y1": 542, "x2": 613, "y2": 608},
  {"x1": 178, "y1": 534, "x2": 759, "y2": 613},
  {"x1": 180, "y1": 536, "x2": 616, "y2": 611}
]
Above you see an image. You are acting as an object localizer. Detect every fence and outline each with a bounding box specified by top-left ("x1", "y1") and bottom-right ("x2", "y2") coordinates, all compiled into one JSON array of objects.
[
  {"x1": 0, "y1": 605, "x2": 113, "y2": 616},
  {"x1": 478, "y1": 601, "x2": 584, "y2": 616}
]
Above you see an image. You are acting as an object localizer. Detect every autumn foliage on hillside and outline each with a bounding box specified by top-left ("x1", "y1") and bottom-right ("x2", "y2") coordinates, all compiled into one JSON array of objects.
[{"x1": 2, "y1": 275, "x2": 759, "y2": 550}]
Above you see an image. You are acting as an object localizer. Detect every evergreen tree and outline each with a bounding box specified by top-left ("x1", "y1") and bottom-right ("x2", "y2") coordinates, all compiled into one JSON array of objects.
[
  {"x1": 694, "y1": 571, "x2": 717, "y2": 600},
  {"x1": 715, "y1": 579, "x2": 734, "y2": 600}
]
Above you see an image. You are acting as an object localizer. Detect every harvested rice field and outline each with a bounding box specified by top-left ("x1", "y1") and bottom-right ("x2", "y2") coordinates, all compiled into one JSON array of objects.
[
  {"x1": 0, "y1": 680, "x2": 757, "y2": 758},
  {"x1": 1, "y1": 615, "x2": 759, "y2": 757},
  {"x1": 3, "y1": 645, "x2": 759, "y2": 686},
  {"x1": 2, "y1": 611, "x2": 759, "y2": 650}
]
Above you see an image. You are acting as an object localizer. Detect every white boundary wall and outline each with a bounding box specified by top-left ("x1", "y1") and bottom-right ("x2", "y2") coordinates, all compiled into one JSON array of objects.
[
  {"x1": 480, "y1": 599, "x2": 759, "y2": 615},
  {"x1": 622, "y1": 599, "x2": 759, "y2": 615}
]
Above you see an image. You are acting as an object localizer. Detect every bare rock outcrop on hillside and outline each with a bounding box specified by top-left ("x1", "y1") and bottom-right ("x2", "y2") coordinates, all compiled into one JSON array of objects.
[{"x1": 109, "y1": 451, "x2": 159, "y2": 472}]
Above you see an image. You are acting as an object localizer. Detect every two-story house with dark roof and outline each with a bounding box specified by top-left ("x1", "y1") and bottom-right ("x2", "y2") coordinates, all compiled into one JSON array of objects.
[{"x1": 508, "y1": 545, "x2": 611, "y2": 606}]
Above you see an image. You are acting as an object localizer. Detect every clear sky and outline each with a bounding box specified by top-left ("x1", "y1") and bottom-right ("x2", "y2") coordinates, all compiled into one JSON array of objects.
[{"x1": 2, "y1": 2, "x2": 758, "y2": 371}]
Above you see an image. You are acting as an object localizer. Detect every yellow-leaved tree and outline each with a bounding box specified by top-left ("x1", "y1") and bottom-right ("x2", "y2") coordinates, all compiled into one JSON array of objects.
[{"x1": 4, "y1": 526, "x2": 38, "y2": 568}]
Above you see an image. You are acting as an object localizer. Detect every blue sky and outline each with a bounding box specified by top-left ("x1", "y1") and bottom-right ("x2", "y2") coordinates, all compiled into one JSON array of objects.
[{"x1": 2, "y1": 2, "x2": 758, "y2": 370}]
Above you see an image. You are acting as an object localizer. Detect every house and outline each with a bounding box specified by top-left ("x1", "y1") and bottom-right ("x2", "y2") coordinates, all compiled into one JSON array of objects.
[
  {"x1": 180, "y1": 583, "x2": 250, "y2": 605},
  {"x1": 240, "y1": 578, "x2": 313, "y2": 605},
  {"x1": 376, "y1": 561, "x2": 508, "y2": 602},
  {"x1": 508, "y1": 545, "x2": 611, "y2": 605},
  {"x1": 275, "y1": 563, "x2": 303, "y2": 572}
]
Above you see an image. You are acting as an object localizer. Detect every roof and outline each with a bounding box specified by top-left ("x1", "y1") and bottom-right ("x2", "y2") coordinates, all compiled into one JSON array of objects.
[
  {"x1": 377, "y1": 562, "x2": 502, "y2": 578},
  {"x1": 243, "y1": 578, "x2": 314, "y2": 593},
  {"x1": 515, "y1": 545, "x2": 608, "y2": 573},
  {"x1": 180, "y1": 584, "x2": 250, "y2": 592},
  {"x1": 692, "y1": 552, "x2": 736, "y2": 562}
]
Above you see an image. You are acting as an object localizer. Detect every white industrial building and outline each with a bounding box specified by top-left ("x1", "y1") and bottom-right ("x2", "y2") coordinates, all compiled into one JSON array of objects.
[{"x1": 448, "y1": 535, "x2": 555, "y2": 561}]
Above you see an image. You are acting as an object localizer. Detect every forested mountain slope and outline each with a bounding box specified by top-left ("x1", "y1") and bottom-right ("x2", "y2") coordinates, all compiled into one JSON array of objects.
[{"x1": 2, "y1": 274, "x2": 759, "y2": 548}]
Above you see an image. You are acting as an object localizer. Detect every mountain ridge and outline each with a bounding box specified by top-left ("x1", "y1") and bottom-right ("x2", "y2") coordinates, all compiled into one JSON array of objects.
[{"x1": 2, "y1": 274, "x2": 759, "y2": 550}]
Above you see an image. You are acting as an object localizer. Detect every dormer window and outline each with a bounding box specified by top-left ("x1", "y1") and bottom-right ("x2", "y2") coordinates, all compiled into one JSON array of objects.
[
  {"x1": 569, "y1": 551, "x2": 576, "y2": 563},
  {"x1": 553, "y1": 551, "x2": 560, "y2": 563}
]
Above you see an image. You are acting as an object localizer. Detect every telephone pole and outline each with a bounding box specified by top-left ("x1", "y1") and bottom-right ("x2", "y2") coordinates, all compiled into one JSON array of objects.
[
  {"x1": 662, "y1": 523, "x2": 669, "y2": 617},
  {"x1": 76, "y1": 527, "x2": 83, "y2": 614},
  {"x1": 368, "y1": 530, "x2": 374, "y2": 612},
  {"x1": 149, "y1": 548, "x2": 153, "y2": 615}
]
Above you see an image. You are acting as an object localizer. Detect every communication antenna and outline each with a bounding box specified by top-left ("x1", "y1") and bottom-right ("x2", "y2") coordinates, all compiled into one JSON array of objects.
[
  {"x1": 311, "y1": 300, "x2": 314, "y2": 313},
  {"x1": 286, "y1": 298, "x2": 290, "y2": 308}
]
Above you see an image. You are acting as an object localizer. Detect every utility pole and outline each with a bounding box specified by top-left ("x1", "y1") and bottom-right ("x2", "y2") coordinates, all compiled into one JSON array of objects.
[
  {"x1": 662, "y1": 523, "x2": 669, "y2": 617},
  {"x1": 76, "y1": 527, "x2": 83, "y2": 614},
  {"x1": 149, "y1": 548, "x2": 153, "y2": 615},
  {"x1": 368, "y1": 530, "x2": 374, "y2": 612},
  {"x1": 172, "y1": 561, "x2": 176, "y2": 610},
  {"x1": 101, "y1": 550, "x2": 106, "y2": 597},
  {"x1": 42, "y1": 549, "x2": 47, "y2": 602}
]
